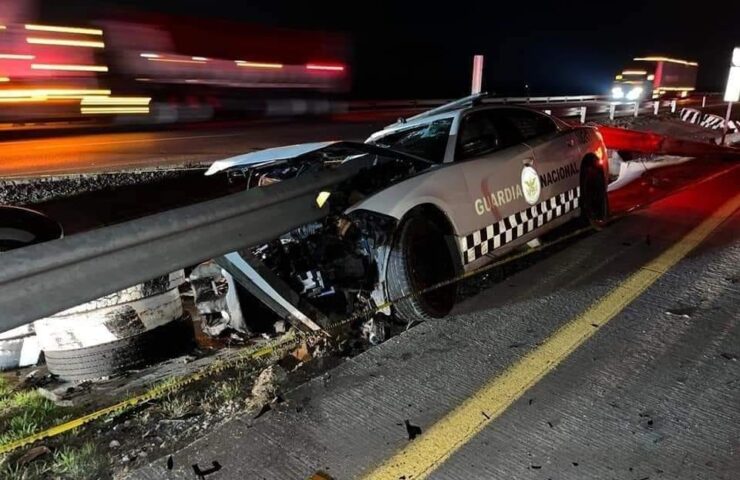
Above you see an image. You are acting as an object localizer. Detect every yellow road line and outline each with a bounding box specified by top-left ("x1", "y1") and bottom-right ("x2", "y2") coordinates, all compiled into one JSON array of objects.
[{"x1": 362, "y1": 192, "x2": 740, "y2": 480}]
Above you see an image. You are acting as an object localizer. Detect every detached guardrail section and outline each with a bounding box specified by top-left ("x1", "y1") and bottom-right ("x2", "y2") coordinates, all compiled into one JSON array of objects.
[{"x1": 0, "y1": 167, "x2": 356, "y2": 334}]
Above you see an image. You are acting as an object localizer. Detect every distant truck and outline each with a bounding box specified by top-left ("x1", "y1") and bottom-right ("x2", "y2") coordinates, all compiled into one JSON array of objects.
[{"x1": 611, "y1": 56, "x2": 698, "y2": 101}]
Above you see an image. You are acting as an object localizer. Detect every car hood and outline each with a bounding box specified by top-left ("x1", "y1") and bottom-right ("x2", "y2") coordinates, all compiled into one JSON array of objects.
[{"x1": 204, "y1": 141, "x2": 339, "y2": 176}]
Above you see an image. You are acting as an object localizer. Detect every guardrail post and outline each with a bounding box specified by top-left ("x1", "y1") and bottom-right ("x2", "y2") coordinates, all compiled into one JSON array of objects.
[
  {"x1": 702, "y1": 96, "x2": 707, "y2": 108},
  {"x1": 634, "y1": 102, "x2": 639, "y2": 117},
  {"x1": 609, "y1": 103, "x2": 616, "y2": 121},
  {"x1": 653, "y1": 101, "x2": 659, "y2": 115},
  {"x1": 580, "y1": 106, "x2": 587, "y2": 124},
  {"x1": 670, "y1": 99, "x2": 677, "y2": 113}
]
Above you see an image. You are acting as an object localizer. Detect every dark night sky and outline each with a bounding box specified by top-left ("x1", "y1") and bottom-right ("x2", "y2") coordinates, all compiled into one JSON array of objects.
[{"x1": 38, "y1": 0, "x2": 740, "y2": 99}]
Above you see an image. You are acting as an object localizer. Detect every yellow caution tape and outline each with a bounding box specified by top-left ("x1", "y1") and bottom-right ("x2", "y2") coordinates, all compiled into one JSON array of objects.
[{"x1": 0, "y1": 331, "x2": 305, "y2": 455}]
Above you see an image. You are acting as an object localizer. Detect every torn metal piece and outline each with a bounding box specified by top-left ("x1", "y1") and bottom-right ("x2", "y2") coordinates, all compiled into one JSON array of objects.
[{"x1": 190, "y1": 261, "x2": 247, "y2": 336}]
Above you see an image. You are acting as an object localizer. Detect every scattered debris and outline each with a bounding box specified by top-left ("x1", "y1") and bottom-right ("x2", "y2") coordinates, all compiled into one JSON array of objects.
[
  {"x1": 249, "y1": 365, "x2": 288, "y2": 408},
  {"x1": 291, "y1": 342, "x2": 312, "y2": 363},
  {"x1": 190, "y1": 261, "x2": 248, "y2": 336},
  {"x1": 36, "y1": 387, "x2": 74, "y2": 407},
  {"x1": 665, "y1": 306, "x2": 697, "y2": 318},
  {"x1": 404, "y1": 419, "x2": 422, "y2": 440},
  {"x1": 17, "y1": 445, "x2": 51, "y2": 465},
  {"x1": 109, "y1": 440, "x2": 120, "y2": 449},
  {"x1": 192, "y1": 460, "x2": 222, "y2": 479},
  {"x1": 719, "y1": 352, "x2": 737, "y2": 361},
  {"x1": 361, "y1": 318, "x2": 388, "y2": 345},
  {"x1": 309, "y1": 471, "x2": 335, "y2": 480}
]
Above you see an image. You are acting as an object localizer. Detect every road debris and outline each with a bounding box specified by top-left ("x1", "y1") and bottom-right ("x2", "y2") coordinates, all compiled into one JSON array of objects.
[{"x1": 249, "y1": 365, "x2": 288, "y2": 408}]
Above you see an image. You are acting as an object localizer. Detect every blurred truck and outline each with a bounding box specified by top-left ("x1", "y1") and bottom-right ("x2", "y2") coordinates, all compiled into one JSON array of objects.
[{"x1": 611, "y1": 56, "x2": 698, "y2": 101}]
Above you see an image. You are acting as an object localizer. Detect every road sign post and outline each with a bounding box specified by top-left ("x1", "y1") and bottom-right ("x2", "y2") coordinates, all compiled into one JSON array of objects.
[
  {"x1": 721, "y1": 47, "x2": 740, "y2": 145},
  {"x1": 471, "y1": 55, "x2": 484, "y2": 94}
]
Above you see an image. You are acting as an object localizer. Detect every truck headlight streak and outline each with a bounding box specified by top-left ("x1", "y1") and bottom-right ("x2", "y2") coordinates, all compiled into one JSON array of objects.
[{"x1": 611, "y1": 86, "x2": 624, "y2": 99}]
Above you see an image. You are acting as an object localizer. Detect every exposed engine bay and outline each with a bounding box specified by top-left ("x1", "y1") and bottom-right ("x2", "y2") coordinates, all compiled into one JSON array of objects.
[{"x1": 195, "y1": 143, "x2": 437, "y2": 336}]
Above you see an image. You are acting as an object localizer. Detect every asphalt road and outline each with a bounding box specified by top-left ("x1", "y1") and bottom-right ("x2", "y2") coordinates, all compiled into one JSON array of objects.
[
  {"x1": 0, "y1": 97, "x2": 731, "y2": 179},
  {"x1": 127, "y1": 161, "x2": 739, "y2": 479},
  {"x1": 0, "y1": 117, "x2": 389, "y2": 178}
]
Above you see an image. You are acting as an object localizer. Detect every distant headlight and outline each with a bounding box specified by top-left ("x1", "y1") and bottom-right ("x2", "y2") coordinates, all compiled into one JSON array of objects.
[
  {"x1": 611, "y1": 87, "x2": 624, "y2": 99},
  {"x1": 626, "y1": 87, "x2": 643, "y2": 101}
]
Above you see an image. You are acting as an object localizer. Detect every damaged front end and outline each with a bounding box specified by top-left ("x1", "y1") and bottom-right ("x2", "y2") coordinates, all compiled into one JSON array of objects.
[{"x1": 199, "y1": 142, "x2": 435, "y2": 339}]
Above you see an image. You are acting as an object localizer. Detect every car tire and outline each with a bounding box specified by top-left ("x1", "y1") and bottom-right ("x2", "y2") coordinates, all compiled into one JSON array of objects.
[
  {"x1": 43, "y1": 317, "x2": 193, "y2": 382},
  {"x1": 580, "y1": 159, "x2": 609, "y2": 227},
  {"x1": 386, "y1": 213, "x2": 458, "y2": 323}
]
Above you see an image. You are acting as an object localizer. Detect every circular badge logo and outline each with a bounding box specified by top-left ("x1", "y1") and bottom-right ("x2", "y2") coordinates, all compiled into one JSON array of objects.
[{"x1": 521, "y1": 166, "x2": 541, "y2": 205}]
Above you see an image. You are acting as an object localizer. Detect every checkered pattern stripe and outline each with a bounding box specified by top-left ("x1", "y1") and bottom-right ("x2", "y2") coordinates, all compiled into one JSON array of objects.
[
  {"x1": 460, "y1": 187, "x2": 580, "y2": 265},
  {"x1": 680, "y1": 108, "x2": 701, "y2": 124}
]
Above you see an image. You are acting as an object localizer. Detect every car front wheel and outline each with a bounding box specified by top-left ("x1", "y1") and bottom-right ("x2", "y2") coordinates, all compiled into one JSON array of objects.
[{"x1": 386, "y1": 213, "x2": 458, "y2": 323}]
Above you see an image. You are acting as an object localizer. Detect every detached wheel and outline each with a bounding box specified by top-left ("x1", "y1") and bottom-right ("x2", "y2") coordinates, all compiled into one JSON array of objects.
[
  {"x1": 386, "y1": 214, "x2": 458, "y2": 323},
  {"x1": 580, "y1": 160, "x2": 609, "y2": 226},
  {"x1": 0, "y1": 206, "x2": 63, "y2": 252}
]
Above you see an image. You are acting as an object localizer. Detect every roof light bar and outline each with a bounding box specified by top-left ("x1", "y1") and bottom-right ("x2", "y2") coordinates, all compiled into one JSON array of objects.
[
  {"x1": 81, "y1": 107, "x2": 150, "y2": 114},
  {"x1": 147, "y1": 58, "x2": 206, "y2": 64},
  {"x1": 306, "y1": 63, "x2": 345, "y2": 71},
  {"x1": 0, "y1": 54, "x2": 35, "y2": 60},
  {"x1": 235, "y1": 60, "x2": 284, "y2": 69},
  {"x1": 81, "y1": 96, "x2": 151, "y2": 105},
  {"x1": 31, "y1": 63, "x2": 108, "y2": 72},
  {"x1": 26, "y1": 37, "x2": 105, "y2": 48},
  {"x1": 25, "y1": 24, "x2": 103, "y2": 36}
]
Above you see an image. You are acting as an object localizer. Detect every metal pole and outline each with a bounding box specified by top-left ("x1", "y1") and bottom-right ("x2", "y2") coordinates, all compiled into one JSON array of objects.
[
  {"x1": 580, "y1": 106, "x2": 587, "y2": 124},
  {"x1": 721, "y1": 101, "x2": 733, "y2": 145},
  {"x1": 653, "y1": 101, "x2": 659, "y2": 115},
  {"x1": 609, "y1": 103, "x2": 616, "y2": 121},
  {"x1": 670, "y1": 99, "x2": 677, "y2": 113},
  {"x1": 634, "y1": 102, "x2": 639, "y2": 117},
  {"x1": 702, "y1": 96, "x2": 706, "y2": 108},
  {"x1": 471, "y1": 55, "x2": 484, "y2": 94}
]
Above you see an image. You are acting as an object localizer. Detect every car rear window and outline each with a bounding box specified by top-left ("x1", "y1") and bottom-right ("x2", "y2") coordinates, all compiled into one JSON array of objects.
[{"x1": 370, "y1": 118, "x2": 453, "y2": 163}]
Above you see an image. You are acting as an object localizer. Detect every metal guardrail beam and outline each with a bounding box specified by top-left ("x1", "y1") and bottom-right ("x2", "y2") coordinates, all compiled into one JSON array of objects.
[{"x1": 0, "y1": 167, "x2": 356, "y2": 333}]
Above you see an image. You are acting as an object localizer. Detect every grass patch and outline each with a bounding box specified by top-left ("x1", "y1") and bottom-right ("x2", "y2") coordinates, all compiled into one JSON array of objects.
[
  {"x1": 0, "y1": 377, "x2": 11, "y2": 399},
  {"x1": 159, "y1": 394, "x2": 195, "y2": 419},
  {"x1": 0, "y1": 390, "x2": 72, "y2": 446},
  {"x1": 216, "y1": 381, "x2": 243, "y2": 403},
  {"x1": 51, "y1": 442, "x2": 108, "y2": 479},
  {"x1": 0, "y1": 460, "x2": 51, "y2": 480}
]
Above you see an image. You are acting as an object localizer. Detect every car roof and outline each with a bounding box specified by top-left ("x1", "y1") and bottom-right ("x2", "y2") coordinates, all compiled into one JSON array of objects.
[{"x1": 367, "y1": 100, "x2": 566, "y2": 142}]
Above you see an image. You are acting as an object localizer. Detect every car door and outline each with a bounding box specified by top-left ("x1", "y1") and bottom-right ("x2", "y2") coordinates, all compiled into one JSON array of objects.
[
  {"x1": 504, "y1": 108, "x2": 582, "y2": 206},
  {"x1": 453, "y1": 108, "x2": 535, "y2": 267}
]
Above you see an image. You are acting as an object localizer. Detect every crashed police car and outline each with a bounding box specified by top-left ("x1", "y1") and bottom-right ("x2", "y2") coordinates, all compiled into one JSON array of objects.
[{"x1": 198, "y1": 93, "x2": 609, "y2": 340}]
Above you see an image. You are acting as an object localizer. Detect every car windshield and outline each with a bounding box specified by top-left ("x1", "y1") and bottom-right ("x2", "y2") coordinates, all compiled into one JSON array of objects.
[{"x1": 370, "y1": 117, "x2": 453, "y2": 163}]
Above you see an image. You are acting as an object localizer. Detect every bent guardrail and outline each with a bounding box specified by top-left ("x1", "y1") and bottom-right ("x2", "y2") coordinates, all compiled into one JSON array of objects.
[{"x1": 0, "y1": 166, "x2": 356, "y2": 333}]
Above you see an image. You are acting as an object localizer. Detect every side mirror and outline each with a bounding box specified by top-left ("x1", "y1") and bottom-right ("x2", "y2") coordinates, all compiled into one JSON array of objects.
[{"x1": 0, "y1": 206, "x2": 63, "y2": 252}]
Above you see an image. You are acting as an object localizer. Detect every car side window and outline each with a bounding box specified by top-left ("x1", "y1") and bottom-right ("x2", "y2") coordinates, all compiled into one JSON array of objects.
[
  {"x1": 502, "y1": 109, "x2": 558, "y2": 141},
  {"x1": 457, "y1": 111, "x2": 500, "y2": 159}
]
